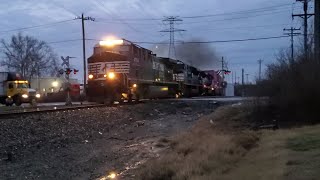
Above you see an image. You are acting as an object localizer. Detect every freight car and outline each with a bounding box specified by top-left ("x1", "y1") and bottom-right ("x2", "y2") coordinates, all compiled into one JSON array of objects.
[
  {"x1": 86, "y1": 39, "x2": 218, "y2": 104},
  {"x1": 202, "y1": 70, "x2": 223, "y2": 96}
]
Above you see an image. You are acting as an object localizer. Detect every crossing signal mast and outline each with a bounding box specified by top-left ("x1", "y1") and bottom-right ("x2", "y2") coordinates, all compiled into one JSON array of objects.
[
  {"x1": 160, "y1": 16, "x2": 186, "y2": 59},
  {"x1": 60, "y1": 56, "x2": 76, "y2": 106}
]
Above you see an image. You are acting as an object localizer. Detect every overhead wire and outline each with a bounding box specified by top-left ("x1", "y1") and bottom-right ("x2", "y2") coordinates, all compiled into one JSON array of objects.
[
  {"x1": 188, "y1": 23, "x2": 289, "y2": 32},
  {"x1": 93, "y1": 0, "x2": 145, "y2": 34},
  {"x1": 181, "y1": 3, "x2": 294, "y2": 19},
  {"x1": 86, "y1": 35, "x2": 293, "y2": 45},
  {"x1": 182, "y1": 9, "x2": 294, "y2": 25},
  {"x1": 0, "y1": 19, "x2": 76, "y2": 34},
  {"x1": 47, "y1": 39, "x2": 82, "y2": 44},
  {"x1": 94, "y1": 3, "x2": 299, "y2": 22}
]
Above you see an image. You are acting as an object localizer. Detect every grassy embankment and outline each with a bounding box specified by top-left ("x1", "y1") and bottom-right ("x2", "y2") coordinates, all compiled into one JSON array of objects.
[{"x1": 135, "y1": 105, "x2": 320, "y2": 180}]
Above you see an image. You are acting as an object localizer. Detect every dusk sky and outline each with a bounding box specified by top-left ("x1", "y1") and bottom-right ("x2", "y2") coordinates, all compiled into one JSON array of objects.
[{"x1": 0, "y1": 0, "x2": 313, "y2": 83}]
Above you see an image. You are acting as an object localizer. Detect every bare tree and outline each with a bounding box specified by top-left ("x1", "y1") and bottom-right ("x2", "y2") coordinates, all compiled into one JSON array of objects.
[{"x1": 1, "y1": 33, "x2": 60, "y2": 80}]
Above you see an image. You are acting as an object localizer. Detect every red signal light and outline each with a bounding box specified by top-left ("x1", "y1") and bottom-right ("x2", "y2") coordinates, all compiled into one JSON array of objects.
[
  {"x1": 66, "y1": 68, "x2": 72, "y2": 75},
  {"x1": 74, "y1": 69, "x2": 79, "y2": 74},
  {"x1": 224, "y1": 70, "x2": 231, "y2": 75}
]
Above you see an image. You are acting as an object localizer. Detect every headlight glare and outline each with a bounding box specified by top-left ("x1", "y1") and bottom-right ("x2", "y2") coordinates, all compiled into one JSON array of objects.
[{"x1": 22, "y1": 94, "x2": 28, "y2": 99}]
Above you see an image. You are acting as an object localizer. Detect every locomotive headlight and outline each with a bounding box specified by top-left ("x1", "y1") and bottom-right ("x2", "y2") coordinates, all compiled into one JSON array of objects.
[
  {"x1": 89, "y1": 74, "x2": 94, "y2": 79},
  {"x1": 133, "y1": 84, "x2": 137, "y2": 88},
  {"x1": 52, "y1": 81, "x2": 58, "y2": 87},
  {"x1": 108, "y1": 72, "x2": 115, "y2": 79},
  {"x1": 36, "y1": 93, "x2": 41, "y2": 98},
  {"x1": 22, "y1": 94, "x2": 28, "y2": 99}
]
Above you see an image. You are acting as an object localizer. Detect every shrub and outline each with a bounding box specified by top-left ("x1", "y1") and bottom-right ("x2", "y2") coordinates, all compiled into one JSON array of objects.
[{"x1": 257, "y1": 50, "x2": 320, "y2": 123}]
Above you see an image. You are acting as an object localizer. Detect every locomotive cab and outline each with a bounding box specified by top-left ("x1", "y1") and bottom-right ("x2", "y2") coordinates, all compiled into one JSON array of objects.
[{"x1": 87, "y1": 52, "x2": 133, "y2": 104}]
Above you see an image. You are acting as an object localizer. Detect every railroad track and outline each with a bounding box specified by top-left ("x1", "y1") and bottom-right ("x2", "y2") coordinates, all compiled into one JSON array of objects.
[
  {"x1": 0, "y1": 104, "x2": 109, "y2": 117},
  {"x1": 0, "y1": 100, "x2": 145, "y2": 117}
]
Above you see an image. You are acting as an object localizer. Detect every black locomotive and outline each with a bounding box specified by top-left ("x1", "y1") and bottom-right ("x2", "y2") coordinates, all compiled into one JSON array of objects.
[{"x1": 87, "y1": 39, "x2": 221, "y2": 103}]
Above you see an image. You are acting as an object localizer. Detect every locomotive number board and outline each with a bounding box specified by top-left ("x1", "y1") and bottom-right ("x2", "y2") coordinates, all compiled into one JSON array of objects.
[{"x1": 89, "y1": 61, "x2": 130, "y2": 74}]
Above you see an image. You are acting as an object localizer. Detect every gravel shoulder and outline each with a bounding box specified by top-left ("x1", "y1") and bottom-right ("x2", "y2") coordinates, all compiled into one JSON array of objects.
[{"x1": 0, "y1": 100, "x2": 217, "y2": 180}]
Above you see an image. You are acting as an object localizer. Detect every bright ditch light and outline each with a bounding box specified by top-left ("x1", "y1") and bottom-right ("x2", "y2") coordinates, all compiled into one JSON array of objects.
[
  {"x1": 99, "y1": 172, "x2": 117, "y2": 179},
  {"x1": 108, "y1": 72, "x2": 115, "y2": 79},
  {"x1": 108, "y1": 172, "x2": 117, "y2": 179}
]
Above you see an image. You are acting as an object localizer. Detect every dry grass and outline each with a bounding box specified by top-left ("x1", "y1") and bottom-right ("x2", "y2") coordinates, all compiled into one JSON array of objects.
[
  {"x1": 136, "y1": 101, "x2": 320, "y2": 180},
  {"x1": 220, "y1": 125, "x2": 320, "y2": 180},
  {"x1": 135, "y1": 105, "x2": 259, "y2": 180},
  {"x1": 135, "y1": 103, "x2": 320, "y2": 180}
]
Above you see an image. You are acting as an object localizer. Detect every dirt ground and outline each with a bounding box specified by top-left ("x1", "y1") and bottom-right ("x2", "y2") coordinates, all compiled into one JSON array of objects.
[{"x1": 0, "y1": 100, "x2": 218, "y2": 180}]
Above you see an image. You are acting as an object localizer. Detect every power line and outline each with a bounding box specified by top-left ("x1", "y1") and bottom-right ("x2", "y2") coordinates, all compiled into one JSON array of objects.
[
  {"x1": 93, "y1": 8, "x2": 291, "y2": 25},
  {"x1": 0, "y1": 19, "x2": 75, "y2": 34},
  {"x1": 182, "y1": 9, "x2": 292, "y2": 25},
  {"x1": 181, "y1": 3, "x2": 294, "y2": 19},
  {"x1": 47, "y1": 39, "x2": 82, "y2": 44},
  {"x1": 93, "y1": 3, "x2": 296, "y2": 21},
  {"x1": 122, "y1": 35, "x2": 292, "y2": 44},
  {"x1": 42, "y1": 34, "x2": 292, "y2": 50},
  {"x1": 160, "y1": 16, "x2": 185, "y2": 59},
  {"x1": 191, "y1": 23, "x2": 289, "y2": 32},
  {"x1": 94, "y1": 0, "x2": 144, "y2": 33}
]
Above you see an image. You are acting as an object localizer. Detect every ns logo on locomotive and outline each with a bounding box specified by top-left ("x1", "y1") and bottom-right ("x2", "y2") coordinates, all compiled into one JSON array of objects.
[{"x1": 86, "y1": 38, "x2": 223, "y2": 104}]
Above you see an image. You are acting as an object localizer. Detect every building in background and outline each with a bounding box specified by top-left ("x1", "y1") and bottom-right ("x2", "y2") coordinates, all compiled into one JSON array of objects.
[{"x1": 30, "y1": 77, "x2": 80, "y2": 101}]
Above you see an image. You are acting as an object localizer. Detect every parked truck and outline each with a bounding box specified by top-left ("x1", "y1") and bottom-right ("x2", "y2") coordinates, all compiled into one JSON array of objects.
[{"x1": 0, "y1": 72, "x2": 41, "y2": 106}]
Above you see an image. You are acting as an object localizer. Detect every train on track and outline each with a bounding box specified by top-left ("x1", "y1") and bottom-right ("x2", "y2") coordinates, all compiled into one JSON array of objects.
[{"x1": 87, "y1": 39, "x2": 224, "y2": 104}]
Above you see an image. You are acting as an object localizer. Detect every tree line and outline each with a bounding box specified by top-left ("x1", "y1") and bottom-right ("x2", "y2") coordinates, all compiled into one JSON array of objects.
[{"x1": 0, "y1": 33, "x2": 60, "y2": 80}]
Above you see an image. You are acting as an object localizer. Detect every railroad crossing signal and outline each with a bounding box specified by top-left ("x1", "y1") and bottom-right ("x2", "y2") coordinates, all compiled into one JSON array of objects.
[
  {"x1": 60, "y1": 56, "x2": 76, "y2": 106},
  {"x1": 73, "y1": 69, "x2": 79, "y2": 74},
  {"x1": 61, "y1": 56, "x2": 76, "y2": 67}
]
